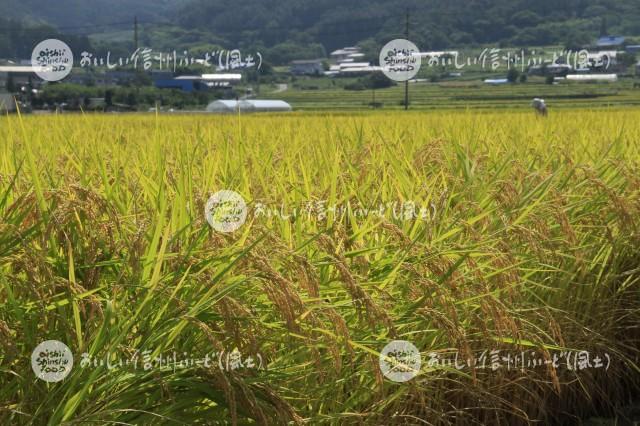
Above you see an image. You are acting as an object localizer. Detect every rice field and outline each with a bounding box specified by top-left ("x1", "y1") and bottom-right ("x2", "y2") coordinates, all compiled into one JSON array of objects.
[
  {"x1": 1, "y1": 110, "x2": 639, "y2": 424},
  {"x1": 277, "y1": 81, "x2": 640, "y2": 110}
]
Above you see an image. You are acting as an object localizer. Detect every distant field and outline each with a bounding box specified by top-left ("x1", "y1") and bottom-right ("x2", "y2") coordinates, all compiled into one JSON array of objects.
[
  {"x1": 1, "y1": 110, "x2": 639, "y2": 424},
  {"x1": 273, "y1": 79, "x2": 640, "y2": 111}
]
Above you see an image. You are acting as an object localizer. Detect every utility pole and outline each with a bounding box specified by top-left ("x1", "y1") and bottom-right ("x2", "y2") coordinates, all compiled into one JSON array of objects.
[
  {"x1": 404, "y1": 9, "x2": 409, "y2": 111},
  {"x1": 134, "y1": 16, "x2": 139, "y2": 51}
]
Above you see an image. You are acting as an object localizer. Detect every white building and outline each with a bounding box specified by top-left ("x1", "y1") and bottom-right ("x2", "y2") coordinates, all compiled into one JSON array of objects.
[
  {"x1": 198, "y1": 73, "x2": 241, "y2": 88},
  {"x1": 290, "y1": 59, "x2": 325, "y2": 76},
  {"x1": 0, "y1": 93, "x2": 15, "y2": 112},
  {"x1": 0, "y1": 65, "x2": 47, "y2": 88},
  {"x1": 330, "y1": 47, "x2": 362, "y2": 63},
  {"x1": 333, "y1": 62, "x2": 381, "y2": 75},
  {"x1": 566, "y1": 74, "x2": 618, "y2": 82},
  {"x1": 200, "y1": 73, "x2": 242, "y2": 83}
]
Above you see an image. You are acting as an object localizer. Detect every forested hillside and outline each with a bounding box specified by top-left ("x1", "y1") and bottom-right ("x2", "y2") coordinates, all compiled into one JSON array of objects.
[
  {"x1": 178, "y1": 0, "x2": 640, "y2": 50},
  {"x1": 0, "y1": 0, "x2": 186, "y2": 28},
  {"x1": 1, "y1": 0, "x2": 639, "y2": 63}
]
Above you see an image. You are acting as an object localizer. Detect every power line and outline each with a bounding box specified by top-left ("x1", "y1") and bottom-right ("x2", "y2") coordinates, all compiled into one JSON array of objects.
[
  {"x1": 405, "y1": 9, "x2": 410, "y2": 111},
  {"x1": 134, "y1": 16, "x2": 139, "y2": 50}
]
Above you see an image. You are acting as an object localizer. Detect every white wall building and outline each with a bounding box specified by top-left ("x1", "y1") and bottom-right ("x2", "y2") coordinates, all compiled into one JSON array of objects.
[
  {"x1": 0, "y1": 93, "x2": 15, "y2": 112},
  {"x1": 566, "y1": 74, "x2": 618, "y2": 82}
]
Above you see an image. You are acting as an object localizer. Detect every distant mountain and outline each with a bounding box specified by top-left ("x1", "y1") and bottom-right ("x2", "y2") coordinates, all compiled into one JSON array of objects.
[
  {"x1": 0, "y1": 0, "x2": 186, "y2": 30},
  {"x1": 2, "y1": 0, "x2": 639, "y2": 65},
  {"x1": 176, "y1": 0, "x2": 640, "y2": 51}
]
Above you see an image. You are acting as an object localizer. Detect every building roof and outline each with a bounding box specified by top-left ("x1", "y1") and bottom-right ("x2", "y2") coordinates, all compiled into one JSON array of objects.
[
  {"x1": 597, "y1": 36, "x2": 625, "y2": 47},
  {"x1": 201, "y1": 73, "x2": 242, "y2": 81},
  {"x1": 330, "y1": 47, "x2": 361, "y2": 56},
  {"x1": 338, "y1": 66, "x2": 382, "y2": 73},
  {"x1": 0, "y1": 65, "x2": 47, "y2": 73},
  {"x1": 172, "y1": 74, "x2": 241, "y2": 82},
  {"x1": 339, "y1": 62, "x2": 371, "y2": 69}
]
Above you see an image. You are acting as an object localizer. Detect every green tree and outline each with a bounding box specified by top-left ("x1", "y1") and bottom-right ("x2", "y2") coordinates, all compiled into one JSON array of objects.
[
  {"x1": 599, "y1": 16, "x2": 608, "y2": 37},
  {"x1": 126, "y1": 92, "x2": 138, "y2": 107},
  {"x1": 104, "y1": 90, "x2": 114, "y2": 108},
  {"x1": 618, "y1": 53, "x2": 637, "y2": 68},
  {"x1": 507, "y1": 68, "x2": 520, "y2": 83},
  {"x1": 366, "y1": 73, "x2": 395, "y2": 89}
]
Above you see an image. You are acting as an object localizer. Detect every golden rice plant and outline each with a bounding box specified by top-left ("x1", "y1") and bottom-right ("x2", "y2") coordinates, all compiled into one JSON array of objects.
[{"x1": 0, "y1": 109, "x2": 639, "y2": 424}]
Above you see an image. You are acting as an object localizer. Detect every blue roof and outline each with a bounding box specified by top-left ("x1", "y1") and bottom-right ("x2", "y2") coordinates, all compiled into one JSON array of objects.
[
  {"x1": 155, "y1": 79, "x2": 196, "y2": 92},
  {"x1": 597, "y1": 36, "x2": 625, "y2": 47},
  {"x1": 154, "y1": 78, "x2": 212, "y2": 93}
]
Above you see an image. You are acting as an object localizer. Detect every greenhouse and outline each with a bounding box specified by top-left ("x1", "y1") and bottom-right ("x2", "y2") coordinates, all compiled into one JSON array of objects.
[{"x1": 205, "y1": 99, "x2": 292, "y2": 113}]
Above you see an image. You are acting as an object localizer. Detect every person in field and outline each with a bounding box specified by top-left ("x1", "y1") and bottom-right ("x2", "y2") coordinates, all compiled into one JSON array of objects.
[{"x1": 531, "y1": 98, "x2": 548, "y2": 116}]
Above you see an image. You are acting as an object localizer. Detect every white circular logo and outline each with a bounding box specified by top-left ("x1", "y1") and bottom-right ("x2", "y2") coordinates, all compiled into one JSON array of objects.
[
  {"x1": 31, "y1": 39, "x2": 74, "y2": 82},
  {"x1": 205, "y1": 190, "x2": 248, "y2": 233},
  {"x1": 379, "y1": 39, "x2": 421, "y2": 82},
  {"x1": 31, "y1": 340, "x2": 74, "y2": 382},
  {"x1": 379, "y1": 340, "x2": 421, "y2": 382}
]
